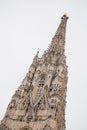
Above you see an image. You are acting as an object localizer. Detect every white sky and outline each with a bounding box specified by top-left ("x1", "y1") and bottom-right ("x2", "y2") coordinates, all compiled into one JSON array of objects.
[{"x1": 0, "y1": 0, "x2": 87, "y2": 130}]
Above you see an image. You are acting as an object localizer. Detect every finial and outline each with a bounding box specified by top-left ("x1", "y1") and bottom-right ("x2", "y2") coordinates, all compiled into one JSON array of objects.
[
  {"x1": 36, "y1": 51, "x2": 39, "y2": 57},
  {"x1": 32, "y1": 51, "x2": 39, "y2": 65},
  {"x1": 61, "y1": 14, "x2": 69, "y2": 20}
]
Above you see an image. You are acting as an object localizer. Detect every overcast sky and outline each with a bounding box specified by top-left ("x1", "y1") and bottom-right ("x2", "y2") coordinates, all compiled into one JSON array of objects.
[{"x1": 0, "y1": 0, "x2": 87, "y2": 130}]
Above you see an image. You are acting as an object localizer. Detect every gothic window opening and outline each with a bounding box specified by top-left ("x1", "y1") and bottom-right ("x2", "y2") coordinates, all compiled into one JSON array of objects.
[
  {"x1": 39, "y1": 75, "x2": 45, "y2": 87},
  {"x1": 39, "y1": 80, "x2": 44, "y2": 87}
]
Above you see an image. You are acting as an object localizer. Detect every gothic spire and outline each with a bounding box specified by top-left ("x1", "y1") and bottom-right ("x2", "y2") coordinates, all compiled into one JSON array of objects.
[
  {"x1": 0, "y1": 15, "x2": 68, "y2": 130},
  {"x1": 48, "y1": 14, "x2": 68, "y2": 54}
]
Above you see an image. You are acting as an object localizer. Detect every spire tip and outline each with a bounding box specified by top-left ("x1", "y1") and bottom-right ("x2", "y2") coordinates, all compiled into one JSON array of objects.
[{"x1": 61, "y1": 14, "x2": 69, "y2": 20}]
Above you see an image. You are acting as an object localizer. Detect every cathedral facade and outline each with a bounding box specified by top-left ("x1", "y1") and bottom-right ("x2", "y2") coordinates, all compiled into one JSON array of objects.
[{"x1": 0, "y1": 14, "x2": 68, "y2": 130}]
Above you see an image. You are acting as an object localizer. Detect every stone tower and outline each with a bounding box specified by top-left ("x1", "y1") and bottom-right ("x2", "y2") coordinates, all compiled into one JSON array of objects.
[{"x1": 0, "y1": 14, "x2": 68, "y2": 130}]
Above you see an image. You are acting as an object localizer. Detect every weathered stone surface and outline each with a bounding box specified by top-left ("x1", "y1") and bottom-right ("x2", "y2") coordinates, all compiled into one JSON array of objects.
[{"x1": 0, "y1": 14, "x2": 68, "y2": 130}]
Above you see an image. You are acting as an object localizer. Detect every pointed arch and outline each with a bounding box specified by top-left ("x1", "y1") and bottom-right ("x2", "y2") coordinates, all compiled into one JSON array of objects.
[{"x1": 43, "y1": 125, "x2": 53, "y2": 130}]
